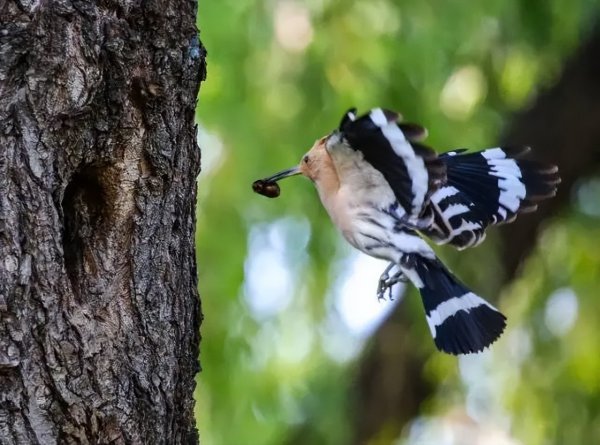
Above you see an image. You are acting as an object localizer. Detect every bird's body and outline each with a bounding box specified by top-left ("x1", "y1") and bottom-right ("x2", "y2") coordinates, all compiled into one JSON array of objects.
[
  {"x1": 314, "y1": 138, "x2": 434, "y2": 263},
  {"x1": 254, "y1": 108, "x2": 560, "y2": 355}
]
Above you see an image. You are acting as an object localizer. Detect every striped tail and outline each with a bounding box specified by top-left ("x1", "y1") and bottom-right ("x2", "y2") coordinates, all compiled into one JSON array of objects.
[
  {"x1": 413, "y1": 257, "x2": 506, "y2": 354},
  {"x1": 425, "y1": 146, "x2": 560, "y2": 249}
]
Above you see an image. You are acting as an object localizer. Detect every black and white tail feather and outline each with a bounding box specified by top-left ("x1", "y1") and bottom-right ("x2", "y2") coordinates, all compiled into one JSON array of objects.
[
  {"x1": 413, "y1": 257, "x2": 506, "y2": 354},
  {"x1": 336, "y1": 108, "x2": 559, "y2": 355}
]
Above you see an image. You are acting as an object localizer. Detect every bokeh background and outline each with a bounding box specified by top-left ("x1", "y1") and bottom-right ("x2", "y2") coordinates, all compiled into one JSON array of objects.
[{"x1": 194, "y1": 1, "x2": 600, "y2": 444}]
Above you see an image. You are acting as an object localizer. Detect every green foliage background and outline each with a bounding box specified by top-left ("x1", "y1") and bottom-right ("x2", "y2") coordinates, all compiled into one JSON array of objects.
[{"x1": 195, "y1": 1, "x2": 600, "y2": 444}]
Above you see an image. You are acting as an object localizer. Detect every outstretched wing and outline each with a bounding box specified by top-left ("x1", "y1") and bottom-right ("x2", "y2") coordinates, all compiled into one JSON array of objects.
[
  {"x1": 424, "y1": 146, "x2": 560, "y2": 249},
  {"x1": 338, "y1": 108, "x2": 445, "y2": 221}
]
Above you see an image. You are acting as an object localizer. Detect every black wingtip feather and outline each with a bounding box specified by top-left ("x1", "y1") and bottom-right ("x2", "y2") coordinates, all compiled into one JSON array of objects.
[
  {"x1": 411, "y1": 142, "x2": 438, "y2": 160},
  {"x1": 398, "y1": 122, "x2": 428, "y2": 141},
  {"x1": 536, "y1": 164, "x2": 560, "y2": 175},
  {"x1": 381, "y1": 108, "x2": 401, "y2": 123},
  {"x1": 501, "y1": 145, "x2": 531, "y2": 158},
  {"x1": 519, "y1": 202, "x2": 539, "y2": 213}
]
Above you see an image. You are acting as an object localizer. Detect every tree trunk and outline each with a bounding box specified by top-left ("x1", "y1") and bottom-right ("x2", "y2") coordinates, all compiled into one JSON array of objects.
[
  {"x1": 0, "y1": 0, "x2": 205, "y2": 443},
  {"x1": 350, "y1": 25, "x2": 600, "y2": 445},
  {"x1": 498, "y1": 24, "x2": 600, "y2": 276}
]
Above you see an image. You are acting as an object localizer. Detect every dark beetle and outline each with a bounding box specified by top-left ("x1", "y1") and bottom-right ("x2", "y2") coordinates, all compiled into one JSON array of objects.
[{"x1": 252, "y1": 179, "x2": 280, "y2": 198}]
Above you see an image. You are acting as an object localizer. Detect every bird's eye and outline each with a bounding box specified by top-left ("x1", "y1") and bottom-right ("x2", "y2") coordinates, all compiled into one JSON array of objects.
[{"x1": 303, "y1": 155, "x2": 310, "y2": 164}]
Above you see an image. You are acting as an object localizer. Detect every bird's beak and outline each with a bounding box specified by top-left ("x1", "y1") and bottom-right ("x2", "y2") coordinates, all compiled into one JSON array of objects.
[
  {"x1": 252, "y1": 165, "x2": 302, "y2": 198},
  {"x1": 261, "y1": 166, "x2": 301, "y2": 182}
]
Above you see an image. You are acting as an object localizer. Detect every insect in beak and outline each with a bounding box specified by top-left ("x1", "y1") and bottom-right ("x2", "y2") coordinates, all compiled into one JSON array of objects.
[{"x1": 252, "y1": 166, "x2": 301, "y2": 198}]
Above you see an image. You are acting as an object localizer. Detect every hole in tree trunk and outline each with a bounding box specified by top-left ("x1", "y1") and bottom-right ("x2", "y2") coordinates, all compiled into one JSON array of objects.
[{"x1": 62, "y1": 166, "x2": 109, "y2": 291}]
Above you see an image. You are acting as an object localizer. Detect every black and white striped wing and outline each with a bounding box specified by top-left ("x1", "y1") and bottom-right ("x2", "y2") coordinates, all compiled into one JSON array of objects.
[
  {"x1": 339, "y1": 108, "x2": 445, "y2": 221},
  {"x1": 424, "y1": 146, "x2": 560, "y2": 249},
  {"x1": 427, "y1": 183, "x2": 489, "y2": 249}
]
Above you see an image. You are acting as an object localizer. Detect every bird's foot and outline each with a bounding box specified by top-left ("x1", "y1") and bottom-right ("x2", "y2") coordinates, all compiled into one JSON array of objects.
[{"x1": 377, "y1": 263, "x2": 408, "y2": 301}]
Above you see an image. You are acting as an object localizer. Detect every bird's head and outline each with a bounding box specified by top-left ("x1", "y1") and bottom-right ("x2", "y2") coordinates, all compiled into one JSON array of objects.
[
  {"x1": 299, "y1": 135, "x2": 338, "y2": 181},
  {"x1": 254, "y1": 107, "x2": 400, "y2": 197},
  {"x1": 252, "y1": 134, "x2": 340, "y2": 198}
]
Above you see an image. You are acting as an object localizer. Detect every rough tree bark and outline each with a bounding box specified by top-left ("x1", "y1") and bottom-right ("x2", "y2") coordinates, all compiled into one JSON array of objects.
[
  {"x1": 0, "y1": 0, "x2": 205, "y2": 443},
  {"x1": 350, "y1": 25, "x2": 600, "y2": 445}
]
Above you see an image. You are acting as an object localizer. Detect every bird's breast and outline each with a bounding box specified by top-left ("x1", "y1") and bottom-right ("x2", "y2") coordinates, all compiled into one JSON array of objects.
[
  {"x1": 319, "y1": 186, "x2": 392, "y2": 248},
  {"x1": 316, "y1": 183, "x2": 434, "y2": 262}
]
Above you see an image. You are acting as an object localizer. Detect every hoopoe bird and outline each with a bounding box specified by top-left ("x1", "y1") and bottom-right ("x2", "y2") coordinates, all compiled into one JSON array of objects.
[{"x1": 253, "y1": 108, "x2": 560, "y2": 355}]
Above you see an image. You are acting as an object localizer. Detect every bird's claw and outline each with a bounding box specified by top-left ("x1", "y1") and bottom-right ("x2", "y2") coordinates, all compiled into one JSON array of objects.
[
  {"x1": 377, "y1": 267, "x2": 407, "y2": 301},
  {"x1": 376, "y1": 276, "x2": 389, "y2": 302}
]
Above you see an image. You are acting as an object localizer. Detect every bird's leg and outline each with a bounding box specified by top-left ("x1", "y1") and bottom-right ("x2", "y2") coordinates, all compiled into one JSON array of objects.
[
  {"x1": 377, "y1": 262, "x2": 408, "y2": 301},
  {"x1": 384, "y1": 269, "x2": 408, "y2": 300},
  {"x1": 377, "y1": 262, "x2": 395, "y2": 300}
]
